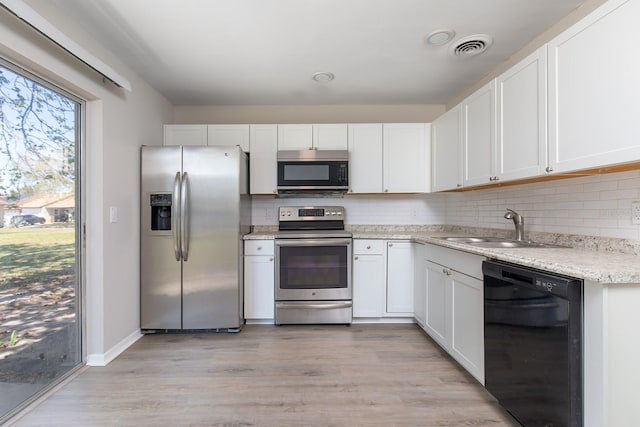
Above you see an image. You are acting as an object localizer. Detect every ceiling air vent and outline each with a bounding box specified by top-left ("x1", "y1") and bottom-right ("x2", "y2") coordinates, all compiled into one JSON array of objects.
[{"x1": 449, "y1": 35, "x2": 493, "y2": 57}]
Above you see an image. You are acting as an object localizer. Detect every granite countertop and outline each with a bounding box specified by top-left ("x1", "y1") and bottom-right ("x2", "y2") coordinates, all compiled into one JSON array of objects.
[{"x1": 244, "y1": 226, "x2": 640, "y2": 285}]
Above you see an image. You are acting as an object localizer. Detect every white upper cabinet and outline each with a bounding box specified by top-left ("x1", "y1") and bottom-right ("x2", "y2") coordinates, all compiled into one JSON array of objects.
[
  {"x1": 277, "y1": 124, "x2": 348, "y2": 150},
  {"x1": 462, "y1": 81, "x2": 496, "y2": 187},
  {"x1": 277, "y1": 124, "x2": 313, "y2": 150},
  {"x1": 382, "y1": 123, "x2": 430, "y2": 193},
  {"x1": 163, "y1": 124, "x2": 207, "y2": 146},
  {"x1": 496, "y1": 46, "x2": 548, "y2": 182},
  {"x1": 348, "y1": 123, "x2": 383, "y2": 193},
  {"x1": 313, "y1": 124, "x2": 348, "y2": 150},
  {"x1": 431, "y1": 106, "x2": 462, "y2": 191},
  {"x1": 548, "y1": 0, "x2": 640, "y2": 173},
  {"x1": 207, "y1": 125, "x2": 250, "y2": 152},
  {"x1": 249, "y1": 124, "x2": 278, "y2": 195}
]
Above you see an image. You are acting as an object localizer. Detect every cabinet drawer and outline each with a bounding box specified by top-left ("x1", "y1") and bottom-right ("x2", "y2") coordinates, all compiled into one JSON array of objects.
[
  {"x1": 245, "y1": 240, "x2": 274, "y2": 256},
  {"x1": 425, "y1": 244, "x2": 484, "y2": 279},
  {"x1": 353, "y1": 239, "x2": 385, "y2": 255}
]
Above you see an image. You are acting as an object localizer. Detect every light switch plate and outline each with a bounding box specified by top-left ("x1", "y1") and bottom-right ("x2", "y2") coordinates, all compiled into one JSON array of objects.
[
  {"x1": 109, "y1": 206, "x2": 118, "y2": 223},
  {"x1": 632, "y1": 201, "x2": 640, "y2": 225}
]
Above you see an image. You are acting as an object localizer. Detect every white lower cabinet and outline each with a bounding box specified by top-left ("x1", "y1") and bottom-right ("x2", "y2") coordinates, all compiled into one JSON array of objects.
[
  {"x1": 413, "y1": 243, "x2": 426, "y2": 327},
  {"x1": 353, "y1": 257, "x2": 385, "y2": 318},
  {"x1": 243, "y1": 240, "x2": 274, "y2": 320},
  {"x1": 422, "y1": 244, "x2": 485, "y2": 384},
  {"x1": 386, "y1": 241, "x2": 414, "y2": 315},
  {"x1": 424, "y1": 260, "x2": 450, "y2": 350},
  {"x1": 450, "y1": 270, "x2": 484, "y2": 383}
]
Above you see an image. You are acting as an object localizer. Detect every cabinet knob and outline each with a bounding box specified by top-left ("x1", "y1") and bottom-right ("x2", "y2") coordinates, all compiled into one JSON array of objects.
[
  {"x1": 456, "y1": 184, "x2": 462, "y2": 188},
  {"x1": 269, "y1": 257, "x2": 273, "y2": 262},
  {"x1": 354, "y1": 256, "x2": 359, "y2": 260},
  {"x1": 389, "y1": 243, "x2": 393, "y2": 247},
  {"x1": 257, "y1": 246, "x2": 262, "y2": 250},
  {"x1": 273, "y1": 190, "x2": 277, "y2": 194},
  {"x1": 366, "y1": 245, "x2": 371, "y2": 250},
  {"x1": 384, "y1": 189, "x2": 389, "y2": 192},
  {"x1": 545, "y1": 166, "x2": 554, "y2": 173}
]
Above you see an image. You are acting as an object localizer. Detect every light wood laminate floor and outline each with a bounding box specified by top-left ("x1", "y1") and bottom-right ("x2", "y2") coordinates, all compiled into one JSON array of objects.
[{"x1": 11, "y1": 324, "x2": 518, "y2": 426}]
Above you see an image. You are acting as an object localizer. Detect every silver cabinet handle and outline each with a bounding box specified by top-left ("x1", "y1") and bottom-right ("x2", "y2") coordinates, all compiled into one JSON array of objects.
[
  {"x1": 172, "y1": 171, "x2": 181, "y2": 261},
  {"x1": 180, "y1": 171, "x2": 190, "y2": 262},
  {"x1": 546, "y1": 166, "x2": 554, "y2": 173}
]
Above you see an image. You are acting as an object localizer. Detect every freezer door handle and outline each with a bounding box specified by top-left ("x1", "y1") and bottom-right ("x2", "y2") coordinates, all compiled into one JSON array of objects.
[
  {"x1": 172, "y1": 171, "x2": 181, "y2": 261},
  {"x1": 180, "y1": 171, "x2": 190, "y2": 261}
]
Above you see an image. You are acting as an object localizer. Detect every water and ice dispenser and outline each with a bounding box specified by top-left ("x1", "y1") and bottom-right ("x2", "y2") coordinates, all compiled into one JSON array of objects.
[{"x1": 150, "y1": 193, "x2": 172, "y2": 231}]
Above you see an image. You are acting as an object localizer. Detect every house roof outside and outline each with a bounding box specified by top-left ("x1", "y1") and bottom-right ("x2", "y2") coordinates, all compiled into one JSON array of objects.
[{"x1": 17, "y1": 193, "x2": 75, "y2": 209}]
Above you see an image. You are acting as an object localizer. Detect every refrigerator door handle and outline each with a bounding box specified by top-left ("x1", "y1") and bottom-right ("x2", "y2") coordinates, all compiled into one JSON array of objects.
[
  {"x1": 172, "y1": 171, "x2": 181, "y2": 261},
  {"x1": 180, "y1": 171, "x2": 190, "y2": 262}
]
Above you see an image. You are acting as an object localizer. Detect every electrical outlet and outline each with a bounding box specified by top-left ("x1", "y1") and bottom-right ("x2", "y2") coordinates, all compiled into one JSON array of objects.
[{"x1": 632, "y1": 201, "x2": 640, "y2": 225}]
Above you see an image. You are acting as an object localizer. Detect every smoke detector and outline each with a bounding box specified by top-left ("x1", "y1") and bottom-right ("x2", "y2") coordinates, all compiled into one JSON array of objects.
[
  {"x1": 449, "y1": 35, "x2": 493, "y2": 57},
  {"x1": 425, "y1": 29, "x2": 456, "y2": 46},
  {"x1": 312, "y1": 71, "x2": 335, "y2": 83}
]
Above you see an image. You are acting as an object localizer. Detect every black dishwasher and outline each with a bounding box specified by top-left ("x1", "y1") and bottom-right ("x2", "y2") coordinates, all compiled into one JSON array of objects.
[{"x1": 483, "y1": 260, "x2": 583, "y2": 427}]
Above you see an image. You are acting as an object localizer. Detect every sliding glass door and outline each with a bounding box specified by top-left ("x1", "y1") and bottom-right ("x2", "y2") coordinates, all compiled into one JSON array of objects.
[{"x1": 0, "y1": 60, "x2": 83, "y2": 423}]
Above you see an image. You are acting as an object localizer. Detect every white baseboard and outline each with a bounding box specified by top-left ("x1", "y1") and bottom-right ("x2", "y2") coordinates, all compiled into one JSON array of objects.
[
  {"x1": 353, "y1": 317, "x2": 416, "y2": 324},
  {"x1": 86, "y1": 329, "x2": 143, "y2": 366}
]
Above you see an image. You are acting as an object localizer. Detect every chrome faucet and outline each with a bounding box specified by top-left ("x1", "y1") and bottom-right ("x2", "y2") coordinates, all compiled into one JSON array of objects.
[{"x1": 504, "y1": 209, "x2": 525, "y2": 241}]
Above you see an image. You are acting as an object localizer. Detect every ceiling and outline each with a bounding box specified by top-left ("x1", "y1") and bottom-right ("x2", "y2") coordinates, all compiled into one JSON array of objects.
[{"x1": 37, "y1": 0, "x2": 584, "y2": 106}]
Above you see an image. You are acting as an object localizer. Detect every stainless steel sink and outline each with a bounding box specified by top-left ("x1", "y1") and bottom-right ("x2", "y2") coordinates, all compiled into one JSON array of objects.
[{"x1": 437, "y1": 236, "x2": 568, "y2": 248}]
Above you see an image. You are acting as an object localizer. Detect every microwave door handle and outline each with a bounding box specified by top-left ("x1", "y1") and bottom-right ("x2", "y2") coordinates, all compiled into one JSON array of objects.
[
  {"x1": 172, "y1": 171, "x2": 181, "y2": 261},
  {"x1": 180, "y1": 172, "x2": 190, "y2": 262}
]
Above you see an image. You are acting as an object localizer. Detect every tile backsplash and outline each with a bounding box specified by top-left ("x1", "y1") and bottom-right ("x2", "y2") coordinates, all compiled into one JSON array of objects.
[
  {"x1": 444, "y1": 170, "x2": 640, "y2": 240},
  {"x1": 251, "y1": 170, "x2": 640, "y2": 241}
]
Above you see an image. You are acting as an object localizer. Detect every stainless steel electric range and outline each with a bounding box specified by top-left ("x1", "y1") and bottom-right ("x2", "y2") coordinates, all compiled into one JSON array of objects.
[{"x1": 274, "y1": 206, "x2": 352, "y2": 325}]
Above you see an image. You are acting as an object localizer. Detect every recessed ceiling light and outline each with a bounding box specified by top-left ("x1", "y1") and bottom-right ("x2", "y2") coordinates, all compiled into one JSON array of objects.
[
  {"x1": 312, "y1": 71, "x2": 335, "y2": 83},
  {"x1": 426, "y1": 29, "x2": 456, "y2": 46}
]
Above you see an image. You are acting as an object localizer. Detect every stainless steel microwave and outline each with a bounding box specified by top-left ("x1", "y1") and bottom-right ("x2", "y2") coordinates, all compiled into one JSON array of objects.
[{"x1": 277, "y1": 150, "x2": 349, "y2": 193}]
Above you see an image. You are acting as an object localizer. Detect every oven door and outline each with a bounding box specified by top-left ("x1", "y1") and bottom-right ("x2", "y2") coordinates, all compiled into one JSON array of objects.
[{"x1": 275, "y1": 238, "x2": 352, "y2": 301}]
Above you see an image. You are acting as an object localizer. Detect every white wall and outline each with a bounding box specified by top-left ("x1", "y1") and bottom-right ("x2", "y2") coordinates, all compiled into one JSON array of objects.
[
  {"x1": 0, "y1": 5, "x2": 173, "y2": 363},
  {"x1": 444, "y1": 170, "x2": 640, "y2": 240},
  {"x1": 252, "y1": 193, "x2": 446, "y2": 226},
  {"x1": 173, "y1": 104, "x2": 445, "y2": 124}
]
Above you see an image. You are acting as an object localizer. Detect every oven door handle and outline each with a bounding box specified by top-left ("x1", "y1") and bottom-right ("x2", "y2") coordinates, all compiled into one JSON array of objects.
[
  {"x1": 276, "y1": 301, "x2": 353, "y2": 310},
  {"x1": 275, "y1": 238, "x2": 352, "y2": 247}
]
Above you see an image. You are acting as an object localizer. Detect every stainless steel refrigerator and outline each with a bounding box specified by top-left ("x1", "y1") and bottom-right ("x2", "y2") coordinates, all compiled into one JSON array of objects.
[{"x1": 140, "y1": 145, "x2": 250, "y2": 332}]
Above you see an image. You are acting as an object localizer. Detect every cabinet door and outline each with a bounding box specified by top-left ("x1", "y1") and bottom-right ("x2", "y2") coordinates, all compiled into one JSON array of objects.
[
  {"x1": 163, "y1": 124, "x2": 207, "y2": 146},
  {"x1": 424, "y1": 260, "x2": 450, "y2": 350},
  {"x1": 548, "y1": 0, "x2": 640, "y2": 173},
  {"x1": 383, "y1": 123, "x2": 430, "y2": 193},
  {"x1": 244, "y1": 254, "x2": 275, "y2": 320},
  {"x1": 431, "y1": 106, "x2": 462, "y2": 191},
  {"x1": 348, "y1": 123, "x2": 383, "y2": 193},
  {"x1": 352, "y1": 254, "x2": 386, "y2": 318},
  {"x1": 249, "y1": 125, "x2": 278, "y2": 195},
  {"x1": 207, "y1": 125, "x2": 250, "y2": 152},
  {"x1": 386, "y1": 241, "x2": 414, "y2": 315},
  {"x1": 450, "y1": 272, "x2": 484, "y2": 384},
  {"x1": 313, "y1": 124, "x2": 348, "y2": 150},
  {"x1": 277, "y1": 124, "x2": 313, "y2": 150},
  {"x1": 496, "y1": 46, "x2": 547, "y2": 182},
  {"x1": 462, "y1": 81, "x2": 496, "y2": 187},
  {"x1": 413, "y1": 244, "x2": 427, "y2": 327}
]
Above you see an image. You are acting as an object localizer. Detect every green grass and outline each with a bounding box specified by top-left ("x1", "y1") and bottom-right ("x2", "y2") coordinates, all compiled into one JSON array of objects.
[{"x1": 0, "y1": 226, "x2": 76, "y2": 290}]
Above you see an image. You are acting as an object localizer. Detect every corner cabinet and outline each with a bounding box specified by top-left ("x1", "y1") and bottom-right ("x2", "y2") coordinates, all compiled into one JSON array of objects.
[
  {"x1": 548, "y1": 0, "x2": 640, "y2": 174},
  {"x1": 431, "y1": 106, "x2": 462, "y2": 191},
  {"x1": 249, "y1": 125, "x2": 278, "y2": 195},
  {"x1": 243, "y1": 240, "x2": 275, "y2": 320}
]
